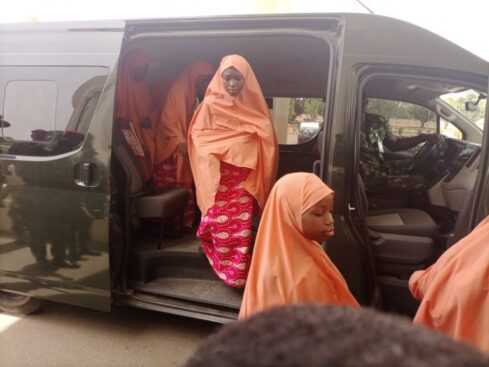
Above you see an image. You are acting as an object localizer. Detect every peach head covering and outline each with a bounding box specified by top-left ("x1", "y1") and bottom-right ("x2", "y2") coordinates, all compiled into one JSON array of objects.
[
  {"x1": 188, "y1": 54, "x2": 278, "y2": 216},
  {"x1": 155, "y1": 61, "x2": 215, "y2": 183},
  {"x1": 116, "y1": 48, "x2": 156, "y2": 180},
  {"x1": 239, "y1": 172, "x2": 359, "y2": 320},
  {"x1": 410, "y1": 214, "x2": 489, "y2": 353}
]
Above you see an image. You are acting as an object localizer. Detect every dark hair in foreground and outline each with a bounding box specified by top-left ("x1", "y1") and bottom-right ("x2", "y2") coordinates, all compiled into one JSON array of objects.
[{"x1": 184, "y1": 304, "x2": 489, "y2": 367}]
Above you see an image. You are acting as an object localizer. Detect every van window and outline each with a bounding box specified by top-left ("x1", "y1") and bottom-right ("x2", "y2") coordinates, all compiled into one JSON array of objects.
[
  {"x1": 4, "y1": 81, "x2": 58, "y2": 141},
  {"x1": 270, "y1": 97, "x2": 324, "y2": 144},
  {"x1": 440, "y1": 117, "x2": 463, "y2": 139},
  {"x1": 367, "y1": 99, "x2": 437, "y2": 138},
  {"x1": 441, "y1": 89, "x2": 486, "y2": 129},
  {"x1": 0, "y1": 67, "x2": 107, "y2": 156}
]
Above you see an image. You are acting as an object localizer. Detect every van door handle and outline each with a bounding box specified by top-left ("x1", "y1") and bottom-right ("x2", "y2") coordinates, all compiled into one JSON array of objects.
[{"x1": 74, "y1": 162, "x2": 99, "y2": 187}]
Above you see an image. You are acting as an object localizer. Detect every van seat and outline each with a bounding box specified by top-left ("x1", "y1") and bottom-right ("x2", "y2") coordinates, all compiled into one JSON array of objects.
[
  {"x1": 134, "y1": 188, "x2": 188, "y2": 219},
  {"x1": 366, "y1": 208, "x2": 437, "y2": 237},
  {"x1": 113, "y1": 125, "x2": 188, "y2": 247}
]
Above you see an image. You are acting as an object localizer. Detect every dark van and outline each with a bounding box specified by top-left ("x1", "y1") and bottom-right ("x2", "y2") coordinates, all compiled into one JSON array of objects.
[{"x1": 0, "y1": 13, "x2": 488, "y2": 322}]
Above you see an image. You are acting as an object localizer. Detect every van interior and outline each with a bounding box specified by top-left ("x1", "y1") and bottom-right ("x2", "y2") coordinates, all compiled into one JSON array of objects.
[
  {"x1": 110, "y1": 34, "x2": 332, "y2": 321},
  {"x1": 358, "y1": 74, "x2": 485, "y2": 315},
  {"x1": 109, "y1": 33, "x2": 486, "y2": 321}
]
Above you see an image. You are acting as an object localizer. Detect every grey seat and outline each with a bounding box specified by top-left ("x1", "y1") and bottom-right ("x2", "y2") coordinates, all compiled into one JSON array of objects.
[
  {"x1": 358, "y1": 175, "x2": 437, "y2": 238},
  {"x1": 366, "y1": 208, "x2": 437, "y2": 237},
  {"x1": 113, "y1": 125, "x2": 188, "y2": 247}
]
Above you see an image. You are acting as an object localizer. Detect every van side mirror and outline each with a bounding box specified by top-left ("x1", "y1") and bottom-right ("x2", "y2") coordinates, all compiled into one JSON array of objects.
[
  {"x1": 465, "y1": 93, "x2": 486, "y2": 112},
  {"x1": 465, "y1": 101, "x2": 477, "y2": 112}
]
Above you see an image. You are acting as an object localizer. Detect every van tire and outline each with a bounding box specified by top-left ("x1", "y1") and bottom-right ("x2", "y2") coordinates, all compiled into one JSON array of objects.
[{"x1": 0, "y1": 291, "x2": 42, "y2": 315}]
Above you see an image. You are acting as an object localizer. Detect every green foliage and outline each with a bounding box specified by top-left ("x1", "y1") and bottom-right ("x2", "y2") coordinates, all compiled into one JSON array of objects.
[
  {"x1": 444, "y1": 91, "x2": 486, "y2": 123},
  {"x1": 367, "y1": 99, "x2": 436, "y2": 126},
  {"x1": 288, "y1": 98, "x2": 325, "y2": 122}
]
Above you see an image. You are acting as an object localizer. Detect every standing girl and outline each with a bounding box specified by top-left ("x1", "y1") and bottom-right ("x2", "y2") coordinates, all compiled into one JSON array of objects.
[{"x1": 188, "y1": 54, "x2": 278, "y2": 288}]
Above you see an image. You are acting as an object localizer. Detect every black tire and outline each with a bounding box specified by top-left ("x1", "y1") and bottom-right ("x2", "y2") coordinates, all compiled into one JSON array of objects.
[{"x1": 0, "y1": 291, "x2": 42, "y2": 315}]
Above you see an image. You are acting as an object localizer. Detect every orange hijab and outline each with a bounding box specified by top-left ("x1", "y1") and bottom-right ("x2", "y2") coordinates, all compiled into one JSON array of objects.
[
  {"x1": 410, "y1": 215, "x2": 489, "y2": 353},
  {"x1": 116, "y1": 48, "x2": 156, "y2": 180},
  {"x1": 188, "y1": 55, "x2": 278, "y2": 216},
  {"x1": 239, "y1": 173, "x2": 359, "y2": 320},
  {"x1": 154, "y1": 61, "x2": 215, "y2": 184}
]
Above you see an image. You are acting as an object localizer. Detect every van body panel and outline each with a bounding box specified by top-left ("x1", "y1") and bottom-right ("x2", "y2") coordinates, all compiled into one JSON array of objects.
[
  {"x1": 321, "y1": 14, "x2": 489, "y2": 305},
  {"x1": 0, "y1": 24, "x2": 124, "y2": 311},
  {"x1": 341, "y1": 14, "x2": 488, "y2": 74},
  {"x1": 0, "y1": 13, "x2": 487, "y2": 319}
]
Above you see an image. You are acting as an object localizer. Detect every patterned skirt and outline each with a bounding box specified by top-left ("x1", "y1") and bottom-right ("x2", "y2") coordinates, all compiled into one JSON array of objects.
[
  {"x1": 151, "y1": 155, "x2": 195, "y2": 229},
  {"x1": 197, "y1": 161, "x2": 254, "y2": 288}
]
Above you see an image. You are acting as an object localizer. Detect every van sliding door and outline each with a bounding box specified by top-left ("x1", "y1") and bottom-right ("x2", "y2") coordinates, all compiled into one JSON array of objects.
[{"x1": 0, "y1": 22, "x2": 124, "y2": 311}]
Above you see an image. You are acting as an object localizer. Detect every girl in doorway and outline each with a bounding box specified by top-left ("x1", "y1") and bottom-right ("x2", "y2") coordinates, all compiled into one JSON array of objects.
[
  {"x1": 239, "y1": 172, "x2": 359, "y2": 319},
  {"x1": 188, "y1": 55, "x2": 278, "y2": 288}
]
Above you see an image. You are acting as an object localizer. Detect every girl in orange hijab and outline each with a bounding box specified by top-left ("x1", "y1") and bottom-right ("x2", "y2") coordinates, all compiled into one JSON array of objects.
[
  {"x1": 188, "y1": 55, "x2": 278, "y2": 288},
  {"x1": 239, "y1": 172, "x2": 359, "y2": 319},
  {"x1": 116, "y1": 48, "x2": 156, "y2": 181},
  {"x1": 152, "y1": 61, "x2": 215, "y2": 229},
  {"x1": 409, "y1": 214, "x2": 489, "y2": 353}
]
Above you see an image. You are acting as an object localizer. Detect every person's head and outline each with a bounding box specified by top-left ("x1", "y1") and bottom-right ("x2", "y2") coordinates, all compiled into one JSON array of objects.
[
  {"x1": 124, "y1": 48, "x2": 149, "y2": 82},
  {"x1": 272, "y1": 173, "x2": 334, "y2": 244},
  {"x1": 185, "y1": 304, "x2": 489, "y2": 367},
  {"x1": 31, "y1": 129, "x2": 49, "y2": 142},
  {"x1": 221, "y1": 66, "x2": 245, "y2": 96},
  {"x1": 204, "y1": 55, "x2": 268, "y2": 116},
  {"x1": 132, "y1": 64, "x2": 148, "y2": 82},
  {"x1": 301, "y1": 192, "x2": 334, "y2": 243}
]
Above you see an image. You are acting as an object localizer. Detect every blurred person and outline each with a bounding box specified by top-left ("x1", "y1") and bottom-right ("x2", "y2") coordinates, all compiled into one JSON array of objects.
[
  {"x1": 152, "y1": 61, "x2": 215, "y2": 230},
  {"x1": 185, "y1": 304, "x2": 489, "y2": 367},
  {"x1": 410, "y1": 214, "x2": 489, "y2": 353},
  {"x1": 116, "y1": 48, "x2": 156, "y2": 181}
]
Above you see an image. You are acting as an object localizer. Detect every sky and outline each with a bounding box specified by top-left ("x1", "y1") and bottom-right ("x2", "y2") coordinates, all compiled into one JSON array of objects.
[{"x1": 0, "y1": 0, "x2": 488, "y2": 62}]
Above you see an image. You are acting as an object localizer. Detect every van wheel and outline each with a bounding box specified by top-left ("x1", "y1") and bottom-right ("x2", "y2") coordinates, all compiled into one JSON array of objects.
[{"x1": 0, "y1": 291, "x2": 42, "y2": 315}]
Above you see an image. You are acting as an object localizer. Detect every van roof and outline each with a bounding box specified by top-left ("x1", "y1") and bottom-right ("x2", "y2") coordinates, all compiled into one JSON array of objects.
[{"x1": 0, "y1": 13, "x2": 487, "y2": 74}]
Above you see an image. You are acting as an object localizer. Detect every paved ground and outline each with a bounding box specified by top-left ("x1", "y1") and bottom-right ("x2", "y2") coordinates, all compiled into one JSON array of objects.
[{"x1": 0, "y1": 301, "x2": 219, "y2": 367}]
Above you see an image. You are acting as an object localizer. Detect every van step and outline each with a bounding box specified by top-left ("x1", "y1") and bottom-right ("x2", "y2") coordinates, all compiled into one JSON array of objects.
[
  {"x1": 133, "y1": 277, "x2": 242, "y2": 309},
  {"x1": 130, "y1": 247, "x2": 215, "y2": 283},
  {"x1": 133, "y1": 231, "x2": 201, "y2": 252},
  {"x1": 117, "y1": 291, "x2": 237, "y2": 324}
]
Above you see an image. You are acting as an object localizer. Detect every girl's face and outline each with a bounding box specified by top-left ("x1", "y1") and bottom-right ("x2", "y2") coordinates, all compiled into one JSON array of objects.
[
  {"x1": 132, "y1": 64, "x2": 148, "y2": 82},
  {"x1": 301, "y1": 195, "x2": 334, "y2": 243},
  {"x1": 221, "y1": 67, "x2": 245, "y2": 96}
]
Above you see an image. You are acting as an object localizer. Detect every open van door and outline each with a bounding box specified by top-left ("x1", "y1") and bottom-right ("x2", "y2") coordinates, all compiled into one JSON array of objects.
[
  {"x1": 470, "y1": 78, "x2": 489, "y2": 226},
  {"x1": 0, "y1": 21, "x2": 124, "y2": 311},
  {"x1": 331, "y1": 14, "x2": 489, "y2": 314}
]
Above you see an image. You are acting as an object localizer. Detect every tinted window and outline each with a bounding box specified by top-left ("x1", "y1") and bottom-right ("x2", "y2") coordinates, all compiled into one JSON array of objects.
[
  {"x1": 440, "y1": 117, "x2": 463, "y2": 139},
  {"x1": 441, "y1": 90, "x2": 486, "y2": 129},
  {"x1": 0, "y1": 67, "x2": 107, "y2": 156},
  {"x1": 367, "y1": 99, "x2": 437, "y2": 138},
  {"x1": 4, "y1": 81, "x2": 58, "y2": 141}
]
